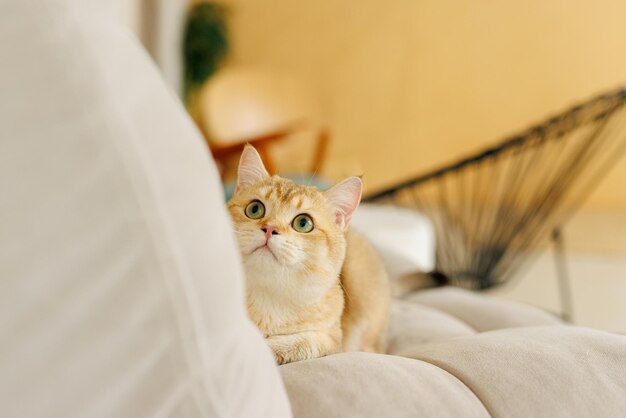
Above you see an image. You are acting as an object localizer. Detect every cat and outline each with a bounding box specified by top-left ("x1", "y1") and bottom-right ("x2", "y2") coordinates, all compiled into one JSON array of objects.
[{"x1": 227, "y1": 145, "x2": 390, "y2": 364}]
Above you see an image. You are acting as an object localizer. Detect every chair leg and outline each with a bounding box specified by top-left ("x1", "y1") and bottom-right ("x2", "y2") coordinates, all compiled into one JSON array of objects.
[
  {"x1": 552, "y1": 227, "x2": 574, "y2": 323},
  {"x1": 311, "y1": 129, "x2": 330, "y2": 175}
]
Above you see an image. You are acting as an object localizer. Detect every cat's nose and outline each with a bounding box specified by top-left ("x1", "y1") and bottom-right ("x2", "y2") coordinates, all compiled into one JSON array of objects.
[{"x1": 261, "y1": 225, "x2": 279, "y2": 240}]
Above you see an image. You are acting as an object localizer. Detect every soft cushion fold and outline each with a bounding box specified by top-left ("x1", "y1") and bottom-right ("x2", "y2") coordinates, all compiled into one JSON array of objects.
[
  {"x1": 405, "y1": 287, "x2": 562, "y2": 331},
  {"x1": 281, "y1": 352, "x2": 490, "y2": 418},
  {"x1": 402, "y1": 326, "x2": 626, "y2": 418}
]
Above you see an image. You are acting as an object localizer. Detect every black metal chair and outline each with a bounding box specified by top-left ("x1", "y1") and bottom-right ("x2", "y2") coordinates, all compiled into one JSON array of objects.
[{"x1": 364, "y1": 88, "x2": 626, "y2": 320}]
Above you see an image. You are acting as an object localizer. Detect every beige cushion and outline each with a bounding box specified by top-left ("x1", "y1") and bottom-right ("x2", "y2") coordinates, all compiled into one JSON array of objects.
[
  {"x1": 404, "y1": 326, "x2": 626, "y2": 418},
  {"x1": 285, "y1": 325, "x2": 626, "y2": 418},
  {"x1": 388, "y1": 287, "x2": 562, "y2": 354},
  {"x1": 0, "y1": 1, "x2": 290, "y2": 417},
  {"x1": 284, "y1": 289, "x2": 626, "y2": 417},
  {"x1": 387, "y1": 300, "x2": 476, "y2": 354},
  {"x1": 281, "y1": 352, "x2": 490, "y2": 418},
  {"x1": 405, "y1": 287, "x2": 563, "y2": 331}
]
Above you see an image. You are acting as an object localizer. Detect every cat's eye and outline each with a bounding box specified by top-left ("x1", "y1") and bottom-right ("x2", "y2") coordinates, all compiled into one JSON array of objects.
[
  {"x1": 245, "y1": 200, "x2": 265, "y2": 219},
  {"x1": 292, "y1": 214, "x2": 314, "y2": 233}
]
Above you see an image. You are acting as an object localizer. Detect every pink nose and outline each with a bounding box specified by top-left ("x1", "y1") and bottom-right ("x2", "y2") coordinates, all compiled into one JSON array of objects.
[{"x1": 261, "y1": 225, "x2": 279, "y2": 241}]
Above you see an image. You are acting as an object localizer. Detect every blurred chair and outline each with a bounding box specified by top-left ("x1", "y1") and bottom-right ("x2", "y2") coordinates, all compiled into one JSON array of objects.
[
  {"x1": 365, "y1": 88, "x2": 626, "y2": 311},
  {"x1": 197, "y1": 67, "x2": 329, "y2": 176}
]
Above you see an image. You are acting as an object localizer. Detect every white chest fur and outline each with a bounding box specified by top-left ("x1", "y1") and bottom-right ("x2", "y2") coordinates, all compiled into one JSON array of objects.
[{"x1": 243, "y1": 258, "x2": 339, "y2": 329}]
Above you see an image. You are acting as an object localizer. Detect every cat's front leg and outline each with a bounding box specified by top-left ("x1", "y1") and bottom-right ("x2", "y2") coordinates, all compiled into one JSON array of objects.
[{"x1": 267, "y1": 329, "x2": 341, "y2": 365}]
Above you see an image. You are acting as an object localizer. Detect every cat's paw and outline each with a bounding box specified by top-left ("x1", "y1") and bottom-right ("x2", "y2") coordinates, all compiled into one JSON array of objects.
[
  {"x1": 266, "y1": 331, "x2": 341, "y2": 365},
  {"x1": 271, "y1": 348, "x2": 288, "y2": 365},
  {"x1": 266, "y1": 336, "x2": 295, "y2": 365},
  {"x1": 266, "y1": 334, "x2": 317, "y2": 365}
]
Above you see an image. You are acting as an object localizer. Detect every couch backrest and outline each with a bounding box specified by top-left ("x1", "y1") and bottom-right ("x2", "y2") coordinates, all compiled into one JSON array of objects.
[{"x1": 0, "y1": 1, "x2": 291, "y2": 416}]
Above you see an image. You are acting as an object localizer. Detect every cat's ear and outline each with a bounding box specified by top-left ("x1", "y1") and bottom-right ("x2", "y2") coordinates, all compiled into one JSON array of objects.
[
  {"x1": 324, "y1": 176, "x2": 363, "y2": 230},
  {"x1": 236, "y1": 145, "x2": 269, "y2": 194}
]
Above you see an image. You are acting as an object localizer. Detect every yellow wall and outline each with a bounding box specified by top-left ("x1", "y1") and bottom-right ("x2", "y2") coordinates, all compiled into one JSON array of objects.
[{"x1": 225, "y1": 0, "x2": 626, "y2": 208}]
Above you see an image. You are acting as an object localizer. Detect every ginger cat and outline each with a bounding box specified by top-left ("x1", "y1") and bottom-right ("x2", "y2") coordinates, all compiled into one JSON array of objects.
[{"x1": 227, "y1": 145, "x2": 390, "y2": 365}]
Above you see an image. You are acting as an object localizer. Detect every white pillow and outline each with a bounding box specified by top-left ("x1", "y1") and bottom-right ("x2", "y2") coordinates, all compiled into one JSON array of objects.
[
  {"x1": 351, "y1": 204, "x2": 436, "y2": 278},
  {"x1": 0, "y1": 1, "x2": 291, "y2": 417}
]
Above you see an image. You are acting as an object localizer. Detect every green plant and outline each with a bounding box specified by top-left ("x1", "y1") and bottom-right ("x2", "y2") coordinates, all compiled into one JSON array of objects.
[{"x1": 182, "y1": 2, "x2": 229, "y2": 105}]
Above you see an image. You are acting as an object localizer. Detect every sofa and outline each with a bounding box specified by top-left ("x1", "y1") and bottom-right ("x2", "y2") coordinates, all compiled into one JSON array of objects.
[{"x1": 2, "y1": 1, "x2": 626, "y2": 417}]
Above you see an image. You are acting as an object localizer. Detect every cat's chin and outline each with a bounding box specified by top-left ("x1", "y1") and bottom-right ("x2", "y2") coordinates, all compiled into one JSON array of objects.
[
  {"x1": 244, "y1": 248, "x2": 293, "y2": 271},
  {"x1": 250, "y1": 245, "x2": 279, "y2": 262}
]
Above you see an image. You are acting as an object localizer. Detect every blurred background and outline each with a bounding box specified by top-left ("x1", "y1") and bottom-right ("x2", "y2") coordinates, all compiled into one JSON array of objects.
[{"x1": 116, "y1": 0, "x2": 626, "y2": 331}]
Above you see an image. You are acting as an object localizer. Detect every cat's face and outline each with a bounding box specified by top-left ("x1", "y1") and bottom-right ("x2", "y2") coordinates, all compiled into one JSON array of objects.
[
  {"x1": 227, "y1": 146, "x2": 362, "y2": 301},
  {"x1": 229, "y1": 176, "x2": 340, "y2": 268}
]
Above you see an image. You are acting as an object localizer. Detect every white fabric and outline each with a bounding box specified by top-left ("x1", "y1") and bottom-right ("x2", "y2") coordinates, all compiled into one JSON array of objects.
[
  {"x1": 351, "y1": 204, "x2": 436, "y2": 277},
  {"x1": 0, "y1": 1, "x2": 291, "y2": 417},
  {"x1": 146, "y1": 0, "x2": 188, "y2": 93}
]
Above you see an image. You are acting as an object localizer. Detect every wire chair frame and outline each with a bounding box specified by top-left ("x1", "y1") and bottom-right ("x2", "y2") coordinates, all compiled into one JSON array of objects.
[{"x1": 364, "y1": 88, "x2": 626, "y2": 290}]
